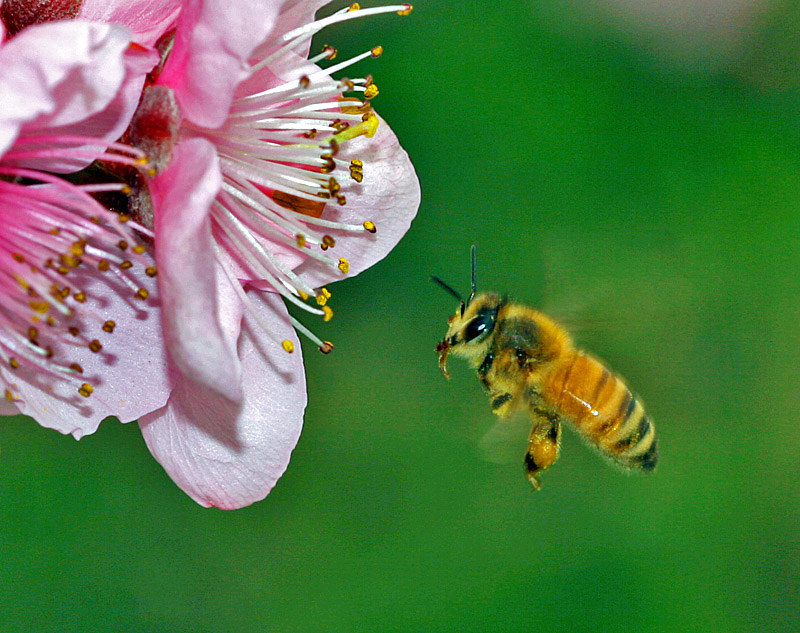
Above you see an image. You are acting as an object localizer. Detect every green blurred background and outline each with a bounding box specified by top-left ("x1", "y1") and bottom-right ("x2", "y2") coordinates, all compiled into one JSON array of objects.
[{"x1": 2, "y1": 1, "x2": 800, "y2": 631}]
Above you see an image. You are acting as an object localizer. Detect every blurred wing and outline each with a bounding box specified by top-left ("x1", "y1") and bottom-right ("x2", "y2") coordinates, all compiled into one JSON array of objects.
[{"x1": 477, "y1": 412, "x2": 531, "y2": 465}]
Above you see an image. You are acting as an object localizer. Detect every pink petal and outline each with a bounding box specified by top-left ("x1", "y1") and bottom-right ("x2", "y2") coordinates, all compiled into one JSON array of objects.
[
  {"x1": 0, "y1": 399, "x2": 20, "y2": 416},
  {"x1": 150, "y1": 137, "x2": 244, "y2": 402},
  {"x1": 157, "y1": 0, "x2": 280, "y2": 129},
  {"x1": 0, "y1": 20, "x2": 132, "y2": 155},
  {"x1": 250, "y1": 0, "x2": 332, "y2": 60},
  {"x1": 293, "y1": 114, "x2": 421, "y2": 286},
  {"x1": 0, "y1": 263, "x2": 169, "y2": 439},
  {"x1": 22, "y1": 41, "x2": 159, "y2": 174},
  {"x1": 78, "y1": 0, "x2": 182, "y2": 47},
  {"x1": 139, "y1": 290, "x2": 306, "y2": 509}
]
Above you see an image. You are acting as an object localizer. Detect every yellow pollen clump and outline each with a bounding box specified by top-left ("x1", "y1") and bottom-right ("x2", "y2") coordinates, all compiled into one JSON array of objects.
[
  {"x1": 335, "y1": 194, "x2": 347, "y2": 206},
  {"x1": 118, "y1": 240, "x2": 128, "y2": 251},
  {"x1": 98, "y1": 259, "x2": 110, "y2": 272},
  {"x1": 133, "y1": 244, "x2": 146, "y2": 254},
  {"x1": 330, "y1": 114, "x2": 379, "y2": 144},
  {"x1": 363, "y1": 84, "x2": 379, "y2": 99},
  {"x1": 5, "y1": 389, "x2": 15, "y2": 402},
  {"x1": 398, "y1": 4, "x2": 413, "y2": 15},
  {"x1": 298, "y1": 290, "x2": 310, "y2": 301},
  {"x1": 27, "y1": 327, "x2": 39, "y2": 341},
  {"x1": 74, "y1": 292, "x2": 86, "y2": 303},
  {"x1": 322, "y1": 235, "x2": 336, "y2": 250},
  {"x1": 103, "y1": 320, "x2": 116, "y2": 333},
  {"x1": 119, "y1": 214, "x2": 130, "y2": 223},
  {"x1": 78, "y1": 383, "x2": 94, "y2": 398},
  {"x1": 296, "y1": 234, "x2": 307, "y2": 248},
  {"x1": 29, "y1": 300, "x2": 49, "y2": 314},
  {"x1": 319, "y1": 341, "x2": 334, "y2": 354},
  {"x1": 57, "y1": 266, "x2": 70, "y2": 275},
  {"x1": 121, "y1": 185, "x2": 132, "y2": 195},
  {"x1": 348, "y1": 2, "x2": 360, "y2": 10},
  {"x1": 363, "y1": 220, "x2": 377, "y2": 233},
  {"x1": 349, "y1": 159, "x2": 364, "y2": 182},
  {"x1": 71, "y1": 240, "x2": 86, "y2": 256},
  {"x1": 120, "y1": 260, "x2": 133, "y2": 270},
  {"x1": 371, "y1": 46, "x2": 383, "y2": 58},
  {"x1": 315, "y1": 287, "x2": 331, "y2": 306},
  {"x1": 9, "y1": 358, "x2": 19, "y2": 370},
  {"x1": 323, "y1": 306, "x2": 334, "y2": 322},
  {"x1": 136, "y1": 288, "x2": 149, "y2": 300},
  {"x1": 282, "y1": 340, "x2": 295, "y2": 353},
  {"x1": 89, "y1": 339, "x2": 102, "y2": 353},
  {"x1": 146, "y1": 266, "x2": 158, "y2": 277},
  {"x1": 338, "y1": 258, "x2": 350, "y2": 274}
]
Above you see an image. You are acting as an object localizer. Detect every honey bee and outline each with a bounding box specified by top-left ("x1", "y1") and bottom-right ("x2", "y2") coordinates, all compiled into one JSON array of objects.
[{"x1": 433, "y1": 247, "x2": 658, "y2": 489}]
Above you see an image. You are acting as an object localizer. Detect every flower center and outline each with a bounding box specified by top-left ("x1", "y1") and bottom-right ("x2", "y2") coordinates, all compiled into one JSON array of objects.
[
  {"x1": 183, "y1": 3, "x2": 413, "y2": 353},
  {"x1": 0, "y1": 141, "x2": 156, "y2": 402}
]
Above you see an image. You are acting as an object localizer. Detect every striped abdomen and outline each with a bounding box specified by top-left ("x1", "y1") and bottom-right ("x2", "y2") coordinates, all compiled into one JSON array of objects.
[{"x1": 543, "y1": 351, "x2": 658, "y2": 471}]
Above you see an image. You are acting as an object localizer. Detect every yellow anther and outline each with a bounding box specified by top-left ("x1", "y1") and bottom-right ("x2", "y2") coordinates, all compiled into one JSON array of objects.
[
  {"x1": 145, "y1": 266, "x2": 158, "y2": 278},
  {"x1": 57, "y1": 266, "x2": 70, "y2": 275},
  {"x1": 120, "y1": 260, "x2": 133, "y2": 270},
  {"x1": 74, "y1": 292, "x2": 86, "y2": 303},
  {"x1": 136, "y1": 288, "x2": 149, "y2": 300},
  {"x1": 69, "y1": 363, "x2": 83, "y2": 374},
  {"x1": 338, "y1": 258, "x2": 350, "y2": 274},
  {"x1": 118, "y1": 240, "x2": 129, "y2": 251},
  {"x1": 121, "y1": 185, "x2": 132, "y2": 195},
  {"x1": 134, "y1": 157, "x2": 149, "y2": 167},
  {"x1": 363, "y1": 84, "x2": 379, "y2": 99},
  {"x1": 98, "y1": 259, "x2": 110, "y2": 272},
  {"x1": 146, "y1": 168, "x2": 157, "y2": 177},
  {"x1": 90, "y1": 216, "x2": 101, "y2": 224},
  {"x1": 323, "y1": 44, "x2": 338, "y2": 60},
  {"x1": 298, "y1": 290, "x2": 310, "y2": 301},
  {"x1": 322, "y1": 235, "x2": 336, "y2": 249},
  {"x1": 27, "y1": 327, "x2": 38, "y2": 341},
  {"x1": 89, "y1": 339, "x2": 102, "y2": 353},
  {"x1": 5, "y1": 389, "x2": 14, "y2": 402},
  {"x1": 119, "y1": 214, "x2": 130, "y2": 223},
  {"x1": 103, "y1": 320, "x2": 116, "y2": 333},
  {"x1": 71, "y1": 240, "x2": 86, "y2": 256},
  {"x1": 348, "y1": 2, "x2": 361, "y2": 10},
  {"x1": 363, "y1": 220, "x2": 377, "y2": 233},
  {"x1": 398, "y1": 3, "x2": 413, "y2": 15},
  {"x1": 29, "y1": 301, "x2": 49, "y2": 314},
  {"x1": 49, "y1": 227, "x2": 60, "y2": 235},
  {"x1": 335, "y1": 194, "x2": 347, "y2": 206},
  {"x1": 323, "y1": 305, "x2": 334, "y2": 322},
  {"x1": 282, "y1": 340, "x2": 295, "y2": 354},
  {"x1": 330, "y1": 114, "x2": 379, "y2": 144},
  {"x1": 371, "y1": 46, "x2": 383, "y2": 58},
  {"x1": 133, "y1": 244, "x2": 146, "y2": 254},
  {"x1": 319, "y1": 341, "x2": 334, "y2": 354},
  {"x1": 296, "y1": 234, "x2": 307, "y2": 248},
  {"x1": 303, "y1": 129, "x2": 318, "y2": 139},
  {"x1": 9, "y1": 358, "x2": 19, "y2": 370},
  {"x1": 78, "y1": 383, "x2": 94, "y2": 398},
  {"x1": 315, "y1": 288, "x2": 331, "y2": 306}
]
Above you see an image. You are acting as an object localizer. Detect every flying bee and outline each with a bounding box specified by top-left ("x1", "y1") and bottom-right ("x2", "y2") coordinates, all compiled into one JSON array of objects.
[{"x1": 433, "y1": 247, "x2": 658, "y2": 490}]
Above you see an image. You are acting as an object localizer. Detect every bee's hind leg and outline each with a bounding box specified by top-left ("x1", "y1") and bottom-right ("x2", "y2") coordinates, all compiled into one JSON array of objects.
[{"x1": 524, "y1": 408, "x2": 562, "y2": 490}]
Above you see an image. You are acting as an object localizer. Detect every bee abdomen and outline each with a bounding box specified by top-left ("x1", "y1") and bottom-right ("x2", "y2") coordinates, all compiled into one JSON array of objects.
[{"x1": 544, "y1": 352, "x2": 658, "y2": 471}]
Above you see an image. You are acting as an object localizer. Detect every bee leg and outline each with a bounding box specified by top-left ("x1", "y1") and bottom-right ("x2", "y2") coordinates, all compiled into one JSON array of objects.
[
  {"x1": 490, "y1": 392, "x2": 514, "y2": 417},
  {"x1": 524, "y1": 409, "x2": 562, "y2": 491}
]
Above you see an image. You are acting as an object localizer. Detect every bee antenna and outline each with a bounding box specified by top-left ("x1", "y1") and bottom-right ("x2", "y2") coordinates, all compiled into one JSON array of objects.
[
  {"x1": 468, "y1": 244, "x2": 477, "y2": 305},
  {"x1": 431, "y1": 275, "x2": 466, "y2": 315}
]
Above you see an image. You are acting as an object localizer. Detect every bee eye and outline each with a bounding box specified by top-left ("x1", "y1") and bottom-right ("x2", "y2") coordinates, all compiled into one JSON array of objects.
[{"x1": 463, "y1": 308, "x2": 497, "y2": 342}]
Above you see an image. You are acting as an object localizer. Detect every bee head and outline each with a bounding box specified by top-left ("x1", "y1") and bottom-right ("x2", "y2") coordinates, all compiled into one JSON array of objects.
[{"x1": 432, "y1": 246, "x2": 500, "y2": 377}]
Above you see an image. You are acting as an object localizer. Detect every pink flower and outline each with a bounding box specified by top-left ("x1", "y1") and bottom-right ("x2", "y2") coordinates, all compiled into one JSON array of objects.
[
  {"x1": 129, "y1": 0, "x2": 420, "y2": 508},
  {"x1": 0, "y1": 19, "x2": 170, "y2": 437}
]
